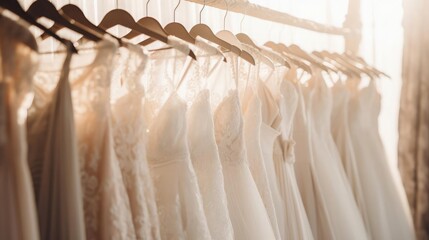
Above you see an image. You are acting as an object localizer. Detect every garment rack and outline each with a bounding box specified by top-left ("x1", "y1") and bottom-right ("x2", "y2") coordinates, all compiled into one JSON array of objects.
[{"x1": 185, "y1": 0, "x2": 352, "y2": 36}]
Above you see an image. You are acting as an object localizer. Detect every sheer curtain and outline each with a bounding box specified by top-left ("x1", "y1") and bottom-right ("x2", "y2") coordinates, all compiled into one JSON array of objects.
[{"x1": 18, "y1": 0, "x2": 403, "y2": 166}]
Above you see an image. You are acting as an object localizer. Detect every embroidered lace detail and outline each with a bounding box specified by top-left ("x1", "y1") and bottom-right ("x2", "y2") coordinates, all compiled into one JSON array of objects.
[
  {"x1": 71, "y1": 40, "x2": 137, "y2": 240},
  {"x1": 214, "y1": 90, "x2": 246, "y2": 165},
  {"x1": 146, "y1": 92, "x2": 211, "y2": 240}
]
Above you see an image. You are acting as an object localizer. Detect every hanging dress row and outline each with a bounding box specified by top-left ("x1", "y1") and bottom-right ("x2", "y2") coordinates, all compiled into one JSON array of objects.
[{"x1": 0, "y1": 9, "x2": 416, "y2": 240}]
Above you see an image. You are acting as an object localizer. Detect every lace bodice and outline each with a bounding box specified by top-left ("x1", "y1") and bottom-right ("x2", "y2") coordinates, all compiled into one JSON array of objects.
[
  {"x1": 69, "y1": 39, "x2": 137, "y2": 240},
  {"x1": 146, "y1": 93, "x2": 188, "y2": 164},
  {"x1": 146, "y1": 92, "x2": 211, "y2": 240},
  {"x1": 187, "y1": 90, "x2": 235, "y2": 240},
  {"x1": 214, "y1": 90, "x2": 246, "y2": 165}
]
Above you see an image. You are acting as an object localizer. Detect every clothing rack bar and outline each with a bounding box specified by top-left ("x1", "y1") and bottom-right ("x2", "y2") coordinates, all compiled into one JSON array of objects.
[{"x1": 186, "y1": 0, "x2": 352, "y2": 36}]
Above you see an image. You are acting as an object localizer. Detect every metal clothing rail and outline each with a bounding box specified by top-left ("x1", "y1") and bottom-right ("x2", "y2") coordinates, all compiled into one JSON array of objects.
[{"x1": 186, "y1": 0, "x2": 352, "y2": 36}]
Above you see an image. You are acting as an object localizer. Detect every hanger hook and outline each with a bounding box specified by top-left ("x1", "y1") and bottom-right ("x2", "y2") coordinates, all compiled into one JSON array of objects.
[
  {"x1": 174, "y1": 0, "x2": 181, "y2": 22},
  {"x1": 199, "y1": 0, "x2": 206, "y2": 24},
  {"x1": 146, "y1": 0, "x2": 151, "y2": 17},
  {"x1": 116, "y1": 0, "x2": 119, "y2": 9},
  {"x1": 240, "y1": 12, "x2": 246, "y2": 32},
  {"x1": 223, "y1": 0, "x2": 229, "y2": 30}
]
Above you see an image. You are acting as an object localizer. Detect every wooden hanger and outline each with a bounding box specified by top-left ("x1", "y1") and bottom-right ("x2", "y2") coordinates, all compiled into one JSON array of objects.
[
  {"x1": 264, "y1": 41, "x2": 312, "y2": 74},
  {"x1": 189, "y1": 1, "x2": 238, "y2": 57},
  {"x1": 214, "y1": 1, "x2": 254, "y2": 65},
  {"x1": 344, "y1": 52, "x2": 390, "y2": 78},
  {"x1": 313, "y1": 51, "x2": 359, "y2": 77},
  {"x1": 260, "y1": 46, "x2": 291, "y2": 68},
  {"x1": 98, "y1": 9, "x2": 167, "y2": 43},
  {"x1": 0, "y1": 0, "x2": 77, "y2": 53},
  {"x1": 140, "y1": 0, "x2": 195, "y2": 45},
  {"x1": 286, "y1": 44, "x2": 337, "y2": 73},
  {"x1": 27, "y1": 0, "x2": 102, "y2": 42},
  {"x1": 40, "y1": 4, "x2": 122, "y2": 44}
]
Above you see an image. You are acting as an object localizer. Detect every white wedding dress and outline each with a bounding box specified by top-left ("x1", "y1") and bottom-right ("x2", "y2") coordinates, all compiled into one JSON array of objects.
[
  {"x1": 271, "y1": 67, "x2": 315, "y2": 240},
  {"x1": 0, "y1": 15, "x2": 40, "y2": 240},
  {"x1": 144, "y1": 39, "x2": 211, "y2": 240},
  {"x1": 348, "y1": 80, "x2": 415, "y2": 240},
  {"x1": 214, "y1": 89, "x2": 276, "y2": 240},
  {"x1": 330, "y1": 80, "x2": 370, "y2": 231},
  {"x1": 111, "y1": 44, "x2": 160, "y2": 240},
  {"x1": 305, "y1": 72, "x2": 369, "y2": 240},
  {"x1": 187, "y1": 90, "x2": 234, "y2": 240}
]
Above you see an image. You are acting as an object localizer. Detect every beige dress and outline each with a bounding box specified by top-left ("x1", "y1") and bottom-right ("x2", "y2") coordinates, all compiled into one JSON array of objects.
[
  {"x1": 27, "y1": 45, "x2": 86, "y2": 240},
  {"x1": 71, "y1": 40, "x2": 136, "y2": 240},
  {"x1": 0, "y1": 15, "x2": 40, "y2": 240}
]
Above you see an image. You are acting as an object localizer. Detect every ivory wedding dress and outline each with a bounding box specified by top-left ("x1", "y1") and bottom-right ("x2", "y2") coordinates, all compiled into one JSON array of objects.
[
  {"x1": 144, "y1": 40, "x2": 211, "y2": 240},
  {"x1": 214, "y1": 89, "x2": 276, "y2": 240},
  {"x1": 305, "y1": 72, "x2": 369, "y2": 240},
  {"x1": 111, "y1": 44, "x2": 160, "y2": 240},
  {"x1": 293, "y1": 74, "x2": 335, "y2": 240},
  {"x1": 330, "y1": 81, "x2": 370, "y2": 231},
  {"x1": 187, "y1": 90, "x2": 234, "y2": 240},
  {"x1": 146, "y1": 92, "x2": 211, "y2": 240},
  {"x1": 0, "y1": 15, "x2": 40, "y2": 240},
  {"x1": 71, "y1": 40, "x2": 136, "y2": 240},
  {"x1": 348, "y1": 80, "x2": 415, "y2": 240},
  {"x1": 272, "y1": 67, "x2": 314, "y2": 240}
]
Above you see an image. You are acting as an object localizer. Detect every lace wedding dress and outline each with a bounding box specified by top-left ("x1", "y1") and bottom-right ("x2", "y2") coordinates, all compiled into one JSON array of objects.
[
  {"x1": 144, "y1": 40, "x2": 211, "y2": 240},
  {"x1": 0, "y1": 15, "x2": 40, "y2": 240},
  {"x1": 305, "y1": 72, "x2": 369, "y2": 240},
  {"x1": 214, "y1": 89, "x2": 276, "y2": 240},
  {"x1": 187, "y1": 90, "x2": 234, "y2": 240},
  {"x1": 71, "y1": 40, "x2": 136, "y2": 240},
  {"x1": 146, "y1": 93, "x2": 211, "y2": 240},
  {"x1": 110, "y1": 44, "x2": 160, "y2": 240},
  {"x1": 348, "y1": 80, "x2": 415, "y2": 240}
]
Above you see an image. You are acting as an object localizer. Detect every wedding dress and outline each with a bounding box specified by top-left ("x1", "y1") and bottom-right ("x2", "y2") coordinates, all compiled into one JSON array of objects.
[
  {"x1": 185, "y1": 39, "x2": 234, "y2": 240},
  {"x1": 242, "y1": 88, "x2": 280, "y2": 240},
  {"x1": 187, "y1": 90, "x2": 234, "y2": 240},
  {"x1": 144, "y1": 40, "x2": 211, "y2": 240},
  {"x1": 271, "y1": 67, "x2": 314, "y2": 240},
  {"x1": 71, "y1": 40, "x2": 136, "y2": 240},
  {"x1": 146, "y1": 93, "x2": 211, "y2": 240},
  {"x1": 111, "y1": 44, "x2": 160, "y2": 240},
  {"x1": 27, "y1": 44, "x2": 85, "y2": 239},
  {"x1": 214, "y1": 89, "x2": 276, "y2": 240},
  {"x1": 348, "y1": 80, "x2": 415, "y2": 240},
  {"x1": 293, "y1": 74, "x2": 335, "y2": 240},
  {"x1": 239, "y1": 44, "x2": 283, "y2": 240},
  {"x1": 330, "y1": 80, "x2": 370, "y2": 231},
  {"x1": 305, "y1": 72, "x2": 369, "y2": 240},
  {"x1": 0, "y1": 15, "x2": 40, "y2": 240}
]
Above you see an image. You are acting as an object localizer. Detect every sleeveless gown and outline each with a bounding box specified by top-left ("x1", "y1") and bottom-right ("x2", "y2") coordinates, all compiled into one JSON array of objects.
[
  {"x1": 272, "y1": 68, "x2": 315, "y2": 240},
  {"x1": 187, "y1": 90, "x2": 234, "y2": 240},
  {"x1": 111, "y1": 44, "x2": 160, "y2": 240},
  {"x1": 0, "y1": 15, "x2": 40, "y2": 240},
  {"x1": 304, "y1": 73, "x2": 369, "y2": 240},
  {"x1": 348, "y1": 80, "x2": 415, "y2": 240},
  {"x1": 71, "y1": 40, "x2": 136, "y2": 240},
  {"x1": 214, "y1": 90, "x2": 276, "y2": 240},
  {"x1": 146, "y1": 93, "x2": 211, "y2": 240}
]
